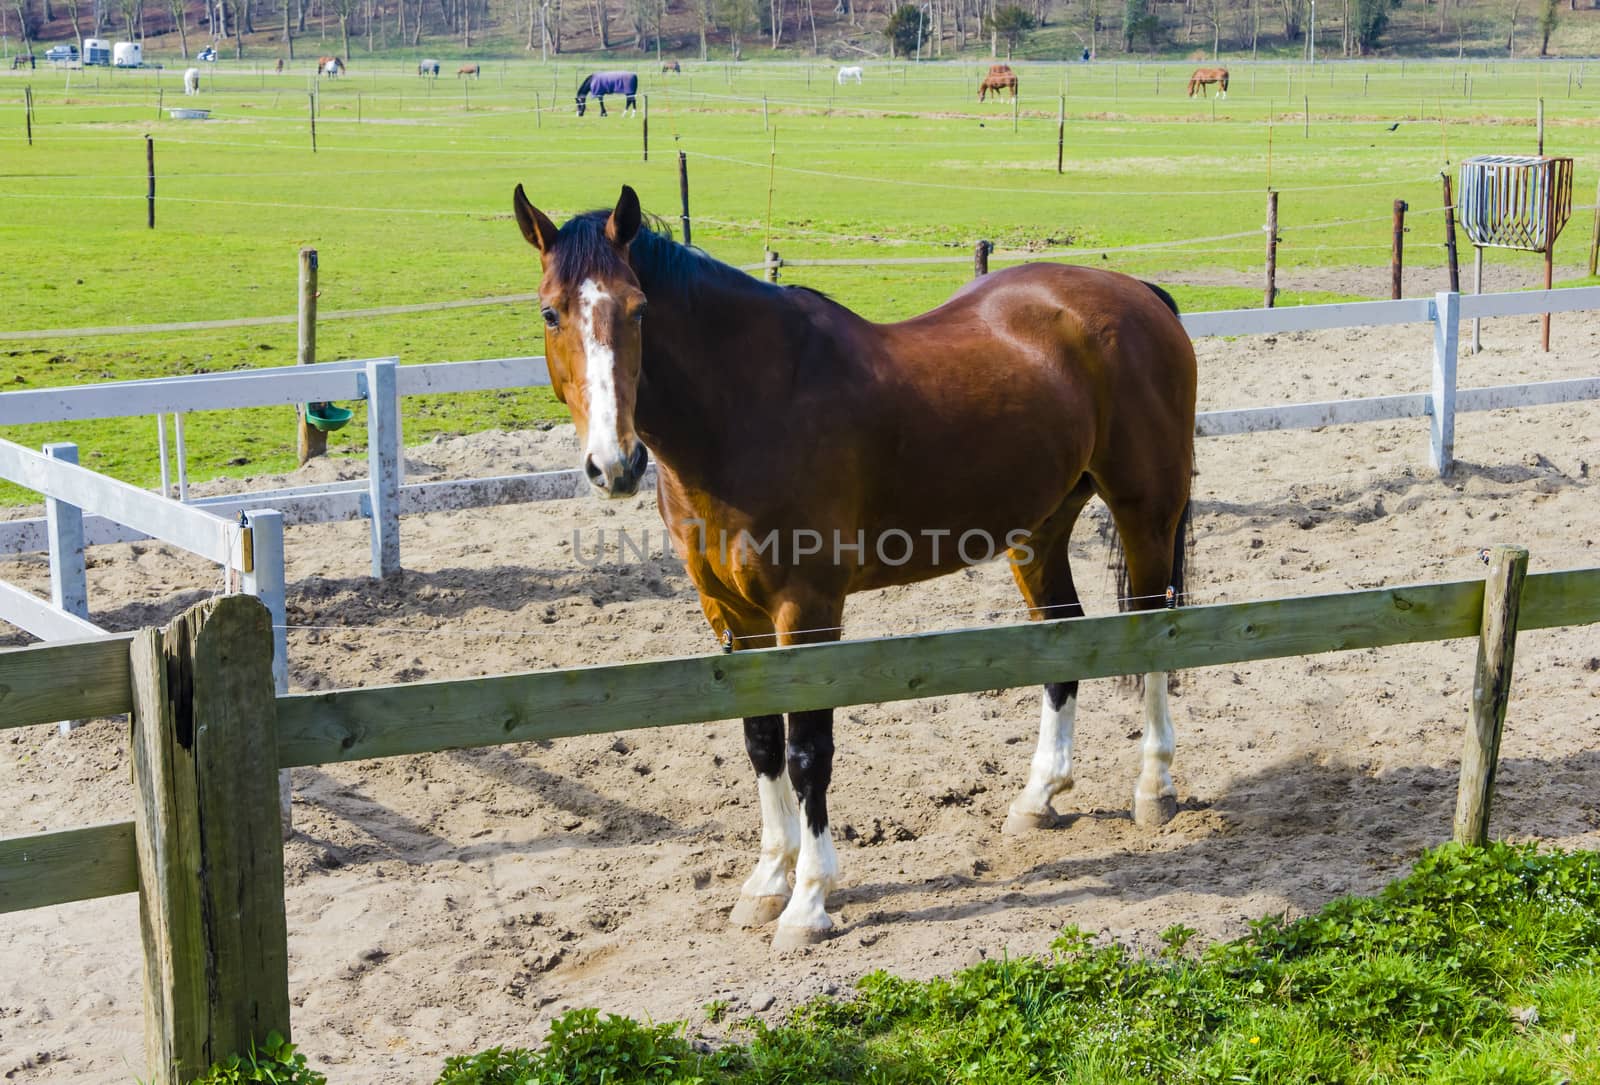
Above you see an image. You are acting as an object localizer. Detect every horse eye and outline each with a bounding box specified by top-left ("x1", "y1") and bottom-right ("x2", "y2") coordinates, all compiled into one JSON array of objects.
[{"x1": 541, "y1": 306, "x2": 559, "y2": 330}]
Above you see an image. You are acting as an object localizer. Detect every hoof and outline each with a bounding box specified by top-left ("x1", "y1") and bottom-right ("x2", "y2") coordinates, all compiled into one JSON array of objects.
[
  {"x1": 1133, "y1": 792, "x2": 1178, "y2": 829},
  {"x1": 730, "y1": 893, "x2": 788, "y2": 928},
  {"x1": 1003, "y1": 806, "x2": 1066, "y2": 835},
  {"x1": 772, "y1": 920, "x2": 833, "y2": 951}
]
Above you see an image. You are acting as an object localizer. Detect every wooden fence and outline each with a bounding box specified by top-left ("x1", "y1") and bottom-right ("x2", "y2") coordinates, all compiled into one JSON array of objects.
[{"x1": 1, "y1": 553, "x2": 1598, "y2": 1082}]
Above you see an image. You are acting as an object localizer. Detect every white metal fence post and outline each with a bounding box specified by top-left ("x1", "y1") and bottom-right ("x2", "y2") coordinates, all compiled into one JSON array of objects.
[
  {"x1": 241, "y1": 509, "x2": 288, "y2": 694},
  {"x1": 365, "y1": 359, "x2": 401, "y2": 578},
  {"x1": 45, "y1": 442, "x2": 90, "y2": 735},
  {"x1": 1431, "y1": 290, "x2": 1461, "y2": 476}
]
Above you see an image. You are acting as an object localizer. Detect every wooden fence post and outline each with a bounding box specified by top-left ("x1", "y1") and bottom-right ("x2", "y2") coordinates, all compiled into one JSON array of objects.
[
  {"x1": 146, "y1": 134, "x2": 155, "y2": 228},
  {"x1": 1056, "y1": 95, "x2": 1065, "y2": 174},
  {"x1": 1264, "y1": 189, "x2": 1279, "y2": 308},
  {"x1": 1430, "y1": 290, "x2": 1460, "y2": 477},
  {"x1": 131, "y1": 594, "x2": 290, "y2": 1084},
  {"x1": 973, "y1": 239, "x2": 991, "y2": 277},
  {"x1": 1453, "y1": 544, "x2": 1530, "y2": 847},
  {"x1": 642, "y1": 93, "x2": 649, "y2": 161},
  {"x1": 1588, "y1": 175, "x2": 1600, "y2": 278},
  {"x1": 295, "y1": 248, "x2": 325, "y2": 464},
  {"x1": 763, "y1": 249, "x2": 781, "y2": 283},
  {"x1": 1391, "y1": 199, "x2": 1408, "y2": 299},
  {"x1": 366, "y1": 359, "x2": 401, "y2": 578}
]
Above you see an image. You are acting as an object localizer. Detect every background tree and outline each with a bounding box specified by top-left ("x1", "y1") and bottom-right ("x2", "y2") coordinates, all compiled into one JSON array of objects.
[
  {"x1": 1537, "y1": 0, "x2": 1559, "y2": 56},
  {"x1": 883, "y1": 2, "x2": 920, "y2": 56},
  {"x1": 1352, "y1": 0, "x2": 1397, "y2": 53},
  {"x1": 1122, "y1": 0, "x2": 1158, "y2": 51},
  {"x1": 984, "y1": 3, "x2": 1034, "y2": 58}
]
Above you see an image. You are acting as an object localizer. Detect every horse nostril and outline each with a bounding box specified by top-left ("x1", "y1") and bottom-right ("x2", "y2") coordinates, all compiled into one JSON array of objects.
[{"x1": 584, "y1": 455, "x2": 606, "y2": 487}]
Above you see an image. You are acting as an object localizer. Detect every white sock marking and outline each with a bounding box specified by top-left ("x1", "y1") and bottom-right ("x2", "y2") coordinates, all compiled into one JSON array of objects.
[
  {"x1": 777, "y1": 825, "x2": 838, "y2": 935},
  {"x1": 1135, "y1": 671, "x2": 1176, "y2": 804},
  {"x1": 741, "y1": 774, "x2": 799, "y2": 900},
  {"x1": 1010, "y1": 688, "x2": 1077, "y2": 818}
]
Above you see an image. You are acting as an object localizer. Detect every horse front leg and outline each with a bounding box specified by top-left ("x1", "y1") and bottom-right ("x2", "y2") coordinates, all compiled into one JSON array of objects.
[
  {"x1": 774, "y1": 706, "x2": 838, "y2": 949},
  {"x1": 730, "y1": 713, "x2": 800, "y2": 928}
]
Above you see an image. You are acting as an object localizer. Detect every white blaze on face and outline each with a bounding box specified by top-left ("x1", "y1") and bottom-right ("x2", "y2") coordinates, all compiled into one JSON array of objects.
[{"x1": 577, "y1": 278, "x2": 626, "y2": 482}]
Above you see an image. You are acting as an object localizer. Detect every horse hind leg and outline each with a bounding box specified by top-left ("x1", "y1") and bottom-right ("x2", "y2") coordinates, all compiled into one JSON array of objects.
[
  {"x1": 1105, "y1": 495, "x2": 1192, "y2": 828},
  {"x1": 1003, "y1": 481, "x2": 1094, "y2": 835}
]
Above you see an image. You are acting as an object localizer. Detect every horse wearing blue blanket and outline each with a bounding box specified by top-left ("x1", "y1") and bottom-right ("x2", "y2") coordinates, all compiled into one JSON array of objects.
[{"x1": 576, "y1": 71, "x2": 639, "y2": 117}]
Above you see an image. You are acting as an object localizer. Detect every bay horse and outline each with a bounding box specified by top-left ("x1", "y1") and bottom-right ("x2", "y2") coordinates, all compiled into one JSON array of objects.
[
  {"x1": 576, "y1": 71, "x2": 639, "y2": 117},
  {"x1": 979, "y1": 64, "x2": 1017, "y2": 101},
  {"x1": 458, "y1": 62, "x2": 480, "y2": 78},
  {"x1": 1187, "y1": 66, "x2": 1228, "y2": 98},
  {"x1": 662, "y1": 60, "x2": 681, "y2": 73},
  {"x1": 511, "y1": 184, "x2": 1196, "y2": 949}
]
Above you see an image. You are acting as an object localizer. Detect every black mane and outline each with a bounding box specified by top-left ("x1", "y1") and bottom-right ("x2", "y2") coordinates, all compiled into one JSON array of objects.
[{"x1": 553, "y1": 210, "x2": 790, "y2": 305}]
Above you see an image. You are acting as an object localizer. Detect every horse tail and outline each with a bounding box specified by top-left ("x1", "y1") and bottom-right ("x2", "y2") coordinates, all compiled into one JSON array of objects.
[
  {"x1": 1219, "y1": 72, "x2": 1229, "y2": 91},
  {"x1": 1141, "y1": 280, "x2": 1180, "y2": 316}
]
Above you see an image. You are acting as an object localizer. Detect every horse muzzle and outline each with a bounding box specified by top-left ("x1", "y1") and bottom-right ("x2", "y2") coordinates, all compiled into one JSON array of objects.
[{"x1": 584, "y1": 441, "x2": 649, "y2": 499}]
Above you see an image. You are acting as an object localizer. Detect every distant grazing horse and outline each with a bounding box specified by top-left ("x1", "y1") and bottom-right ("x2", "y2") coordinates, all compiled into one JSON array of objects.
[
  {"x1": 1187, "y1": 66, "x2": 1228, "y2": 97},
  {"x1": 575, "y1": 71, "x2": 638, "y2": 116},
  {"x1": 661, "y1": 60, "x2": 681, "y2": 73},
  {"x1": 419, "y1": 58, "x2": 440, "y2": 77},
  {"x1": 319, "y1": 56, "x2": 344, "y2": 78},
  {"x1": 275, "y1": 58, "x2": 284, "y2": 74},
  {"x1": 978, "y1": 63, "x2": 1017, "y2": 101},
  {"x1": 183, "y1": 67, "x2": 201, "y2": 95},
  {"x1": 458, "y1": 62, "x2": 480, "y2": 78},
  {"x1": 511, "y1": 183, "x2": 1197, "y2": 949},
  {"x1": 836, "y1": 64, "x2": 862, "y2": 84}
]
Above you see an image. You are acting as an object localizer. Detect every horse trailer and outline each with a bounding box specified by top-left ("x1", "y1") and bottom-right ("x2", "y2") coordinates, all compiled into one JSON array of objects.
[
  {"x1": 84, "y1": 38, "x2": 111, "y2": 65},
  {"x1": 113, "y1": 41, "x2": 142, "y2": 67}
]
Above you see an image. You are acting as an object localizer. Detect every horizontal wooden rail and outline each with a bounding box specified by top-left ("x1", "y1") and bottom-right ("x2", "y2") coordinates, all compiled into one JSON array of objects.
[
  {"x1": 0, "y1": 633, "x2": 134, "y2": 731},
  {"x1": 0, "y1": 821, "x2": 139, "y2": 913},
  {"x1": 275, "y1": 568, "x2": 1600, "y2": 770}
]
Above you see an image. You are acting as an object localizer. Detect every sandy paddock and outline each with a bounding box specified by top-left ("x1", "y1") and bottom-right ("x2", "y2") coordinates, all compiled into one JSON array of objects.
[{"x1": 2, "y1": 302, "x2": 1598, "y2": 1083}]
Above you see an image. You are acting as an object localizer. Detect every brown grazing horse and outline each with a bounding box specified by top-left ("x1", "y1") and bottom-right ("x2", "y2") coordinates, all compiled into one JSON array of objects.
[
  {"x1": 661, "y1": 59, "x2": 681, "y2": 73},
  {"x1": 979, "y1": 63, "x2": 1018, "y2": 101},
  {"x1": 1187, "y1": 66, "x2": 1228, "y2": 97},
  {"x1": 512, "y1": 184, "x2": 1196, "y2": 949},
  {"x1": 458, "y1": 63, "x2": 480, "y2": 78}
]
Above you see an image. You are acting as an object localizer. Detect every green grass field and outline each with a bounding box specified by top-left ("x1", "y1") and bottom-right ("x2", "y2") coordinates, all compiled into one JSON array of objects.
[{"x1": 3, "y1": 56, "x2": 1599, "y2": 494}]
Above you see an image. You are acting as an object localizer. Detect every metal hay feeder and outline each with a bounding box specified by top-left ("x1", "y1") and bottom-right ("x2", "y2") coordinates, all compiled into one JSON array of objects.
[{"x1": 1457, "y1": 154, "x2": 1574, "y2": 351}]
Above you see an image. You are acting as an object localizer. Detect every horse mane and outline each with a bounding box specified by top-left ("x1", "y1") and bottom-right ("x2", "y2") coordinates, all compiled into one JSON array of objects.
[
  {"x1": 576, "y1": 73, "x2": 593, "y2": 95},
  {"x1": 554, "y1": 210, "x2": 802, "y2": 307}
]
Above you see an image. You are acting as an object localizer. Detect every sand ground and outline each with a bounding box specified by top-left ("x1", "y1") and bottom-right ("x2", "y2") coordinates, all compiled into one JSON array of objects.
[{"x1": 2, "y1": 284, "x2": 1598, "y2": 1083}]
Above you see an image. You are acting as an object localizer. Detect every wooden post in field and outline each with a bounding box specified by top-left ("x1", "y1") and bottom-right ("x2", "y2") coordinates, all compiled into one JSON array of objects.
[
  {"x1": 764, "y1": 249, "x2": 780, "y2": 283},
  {"x1": 1453, "y1": 545, "x2": 1529, "y2": 847},
  {"x1": 535, "y1": 90, "x2": 542, "y2": 127},
  {"x1": 1391, "y1": 199, "x2": 1408, "y2": 299},
  {"x1": 1442, "y1": 172, "x2": 1460, "y2": 293},
  {"x1": 762, "y1": 93, "x2": 768, "y2": 131},
  {"x1": 24, "y1": 85, "x2": 32, "y2": 146},
  {"x1": 1536, "y1": 97, "x2": 1544, "y2": 155},
  {"x1": 308, "y1": 91, "x2": 316, "y2": 152},
  {"x1": 1587, "y1": 175, "x2": 1600, "y2": 278},
  {"x1": 1056, "y1": 95, "x2": 1064, "y2": 174},
  {"x1": 296, "y1": 248, "x2": 325, "y2": 463},
  {"x1": 157, "y1": 86, "x2": 163, "y2": 117},
  {"x1": 1264, "y1": 189, "x2": 1279, "y2": 308},
  {"x1": 1012, "y1": 86, "x2": 1019, "y2": 133},
  {"x1": 973, "y1": 239, "x2": 991, "y2": 277},
  {"x1": 146, "y1": 135, "x2": 155, "y2": 228},
  {"x1": 642, "y1": 94, "x2": 649, "y2": 161},
  {"x1": 677, "y1": 151, "x2": 692, "y2": 245},
  {"x1": 131, "y1": 594, "x2": 291, "y2": 1085},
  {"x1": 1542, "y1": 166, "x2": 1556, "y2": 352},
  {"x1": 1303, "y1": 94, "x2": 1309, "y2": 137}
]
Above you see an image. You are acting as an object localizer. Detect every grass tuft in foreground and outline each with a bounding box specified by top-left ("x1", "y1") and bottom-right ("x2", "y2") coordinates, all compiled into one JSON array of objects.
[{"x1": 188, "y1": 841, "x2": 1600, "y2": 1084}]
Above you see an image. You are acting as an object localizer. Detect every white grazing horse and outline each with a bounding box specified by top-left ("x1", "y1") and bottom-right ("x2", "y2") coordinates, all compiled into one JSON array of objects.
[
  {"x1": 836, "y1": 65, "x2": 863, "y2": 85},
  {"x1": 183, "y1": 67, "x2": 201, "y2": 95}
]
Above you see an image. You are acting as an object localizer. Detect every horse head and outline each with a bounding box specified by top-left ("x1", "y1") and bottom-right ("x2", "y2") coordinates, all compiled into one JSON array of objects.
[{"x1": 513, "y1": 184, "x2": 650, "y2": 498}]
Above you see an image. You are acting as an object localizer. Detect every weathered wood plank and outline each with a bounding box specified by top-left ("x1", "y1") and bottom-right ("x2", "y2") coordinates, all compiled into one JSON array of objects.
[
  {"x1": 1454, "y1": 546, "x2": 1529, "y2": 846},
  {"x1": 1518, "y1": 568, "x2": 1600, "y2": 630},
  {"x1": 275, "y1": 579, "x2": 1489, "y2": 768},
  {"x1": 0, "y1": 821, "x2": 138, "y2": 913},
  {"x1": 133, "y1": 596, "x2": 291, "y2": 1085},
  {"x1": 0, "y1": 634, "x2": 133, "y2": 730}
]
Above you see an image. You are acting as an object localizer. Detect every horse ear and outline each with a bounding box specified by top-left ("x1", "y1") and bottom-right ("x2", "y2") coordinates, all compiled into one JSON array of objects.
[
  {"x1": 513, "y1": 184, "x2": 559, "y2": 256},
  {"x1": 606, "y1": 185, "x2": 642, "y2": 249}
]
